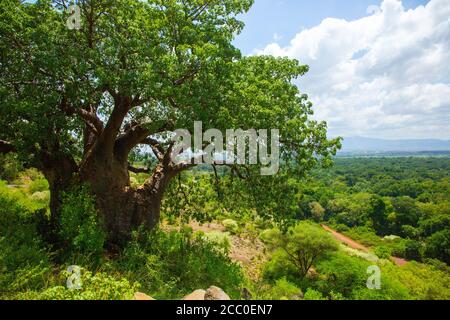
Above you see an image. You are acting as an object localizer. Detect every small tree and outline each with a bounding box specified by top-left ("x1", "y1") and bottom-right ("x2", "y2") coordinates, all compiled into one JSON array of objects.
[
  {"x1": 309, "y1": 202, "x2": 325, "y2": 223},
  {"x1": 262, "y1": 222, "x2": 338, "y2": 278}
]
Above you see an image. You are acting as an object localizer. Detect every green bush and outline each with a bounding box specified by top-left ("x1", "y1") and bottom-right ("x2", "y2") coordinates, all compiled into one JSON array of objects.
[
  {"x1": 59, "y1": 185, "x2": 106, "y2": 260},
  {"x1": 315, "y1": 252, "x2": 410, "y2": 300},
  {"x1": 0, "y1": 154, "x2": 23, "y2": 181},
  {"x1": 0, "y1": 180, "x2": 47, "y2": 211},
  {"x1": 201, "y1": 231, "x2": 231, "y2": 252},
  {"x1": 382, "y1": 262, "x2": 450, "y2": 300},
  {"x1": 262, "y1": 249, "x2": 299, "y2": 284},
  {"x1": 374, "y1": 246, "x2": 392, "y2": 260},
  {"x1": 222, "y1": 219, "x2": 239, "y2": 234},
  {"x1": 28, "y1": 178, "x2": 49, "y2": 194},
  {"x1": 403, "y1": 239, "x2": 423, "y2": 261},
  {"x1": 341, "y1": 226, "x2": 382, "y2": 247},
  {"x1": 0, "y1": 188, "x2": 52, "y2": 297},
  {"x1": 116, "y1": 228, "x2": 244, "y2": 299},
  {"x1": 267, "y1": 278, "x2": 303, "y2": 300},
  {"x1": 425, "y1": 230, "x2": 450, "y2": 264},
  {"x1": 304, "y1": 288, "x2": 327, "y2": 300},
  {"x1": 30, "y1": 190, "x2": 50, "y2": 204},
  {"x1": 17, "y1": 268, "x2": 138, "y2": 300}
]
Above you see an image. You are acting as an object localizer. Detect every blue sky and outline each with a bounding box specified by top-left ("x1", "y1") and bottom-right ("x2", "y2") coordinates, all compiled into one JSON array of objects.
[
  {"x1": 233, "y1": 0, "x2": 449, "y2": 140},
  {"x1": 234, "y1": 0, "x2": 430, "y2": 55}
]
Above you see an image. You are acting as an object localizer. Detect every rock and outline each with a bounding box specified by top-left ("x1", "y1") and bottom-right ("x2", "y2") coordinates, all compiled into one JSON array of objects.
[
  {"x1": 205, "y1": 286, "x2": 230, "y2": 300},
  {"x1": 241, "y1": 288, "x2": 252, "y2": 300},
  {"x1": 133, "y1": 292, "x2": 155, "y2": 300},
  {"x1": 183, "y1": 289, "x2": 206, "y2": 300}
]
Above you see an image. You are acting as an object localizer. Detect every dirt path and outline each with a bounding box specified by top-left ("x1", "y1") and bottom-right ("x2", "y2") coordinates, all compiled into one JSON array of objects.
[
  {"x1": 321, "y1": 225, "x2": 408, "y2": 267},
  {"x1": 188, "y1": 221, "x2": 266, "y2": 280},
  {"x1": 322, "y1": 225, "x2": 371, "y2": 252}
]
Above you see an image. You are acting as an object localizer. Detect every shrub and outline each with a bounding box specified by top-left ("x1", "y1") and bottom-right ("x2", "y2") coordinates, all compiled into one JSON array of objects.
[
  {"x1": 28, "y1": 178, "x2": 49, "y2": 194},
  {"x1": 304, "y1": 288, "x2": 327, "y2": 300},
  {"x1": 319, "y1": 252, "x2": 411, "y2": 300},
  {"x1": 201, "y1": 231, "x2": 231, "y2": 252},
  {"x1": 59, "y1": 185, "x2": 106, "y2": 260},
  {"x1": 425, "y1": 230, "x2": 450, "y2": 264},
  {"x1": 0, "y1": 188, "x2": 52, "y2": 296},
  {"x1": 403, "y1": 239, "x2": 423, "y2": 261},
  {"x1": 30, "y1": 191, "x2": 50, "y2": 203},
  {"x1": 0, "y1": 180, "x2": 46, "y2": 211},
  {"x1": 222, "y1": 219, "x2": 239, "y2": 234},
  {"x1": 116, "y1": 228, "x2": 244, "y2": 299},
  {"x1": 0, "y1": 154, "x2": 22, "y2": 181},
  {"x1": 267, "y1": 278, "x2": 303, "y2": 300},
  {"x1": 374, "y1": 246, "x2": 392, "y2": 260},
  {"x1": 342, "y1": 226, "x2": 382, "y2": 247},
  {"x1": 262, "y1": 249, "x2": 299, "y2": 284},
  {"x1": 382, "y1": 262, "x2": 450, "y2": 300},
  {"x1": 17, "y1": 268, "x2": 138, "y2": 300}
]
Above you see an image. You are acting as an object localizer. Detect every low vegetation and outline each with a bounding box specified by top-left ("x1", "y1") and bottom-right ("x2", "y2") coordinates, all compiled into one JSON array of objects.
[{"x1": 0, "y1": 157, "x2": 449, "y2": 300}]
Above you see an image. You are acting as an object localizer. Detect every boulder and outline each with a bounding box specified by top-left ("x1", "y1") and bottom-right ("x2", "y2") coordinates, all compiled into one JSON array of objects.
[
  {"x1": 133, "y1": 292, "x2": 155, "y2": 300},
  {"x1": 183, "y1": 289, "x2": 206, "y2": 300},
  {"x1": 204, "y1": 286, "x2": 230, "y2": 300}
]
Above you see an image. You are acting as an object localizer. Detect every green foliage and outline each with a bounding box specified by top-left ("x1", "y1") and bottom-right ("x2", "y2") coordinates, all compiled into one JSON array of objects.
[
  {"x1": 0, "y1": 186, "x2": 51, "y2": 296},
  {"x1": 59, "y1": 185, "x2": 106, "y2": 260},
  {"x1": 374, "y1": 246, "x2": 392, "y2": 260},
  {"x1": 222, "y1": 219, "x2": 239, "y2": 234},
  {"x1": 425, "y1": 230, "x2": 450, "y2": 264},
  {"x1": 262, "y1": 222, "x2": 338, "y2": 278},
  {"x1": 309, "y1": 202, "x2": 325, "y2": 223},
  {"x1": 1, "y1": 157, "x2": 450, "y2": 301},
  {"x1": 262, "y1": 249, "x2": 299, "y2": 284},
  {"x1": 339, "y1": 226, "x2": 382, "y2": 247},
  {"x1": 383, "y1": 262, "x2": 450, "y2": 300},
  {"x1": 201, "y1": 231, "x2": 232, "y2": 253},
  {"x1": 0, "y1": 153, "x2": 22, "y2": 181},
  {"x1": 402, "y1": 239, "x2": 424, "y2": 261},
  {"x1": 315, "y1": 252, "x2": 410, "y2": 300},
  {"x1": 267, "y1": 278, "x2": 303, "y2": 300},
  {"x1": 30, "y1": 190, "x2": 50, "y2": 204},
  {"x1": 304, "y1": 288, "x2": 327, "y2": 300},
  {"x1": 115, "y1": 227, "x2": 244, "y2": 299},
  {"x1": 28, "y1": 178, "x2": 49, "y2": 194},
  {"x1": 17, "y1": 268, "x2": 138, "y2": 300},
  {"x1": 0, "y1": 180, "x2": 47, "y2": 212}
]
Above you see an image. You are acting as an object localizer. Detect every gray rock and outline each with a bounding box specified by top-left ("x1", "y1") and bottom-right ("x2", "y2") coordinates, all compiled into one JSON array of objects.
[
  {"x1": 183, "y1": 289, "x2": 206, "y2": 300},
  {"x1": 205, "y1": 286, "x2": 230, "y2": 300}
]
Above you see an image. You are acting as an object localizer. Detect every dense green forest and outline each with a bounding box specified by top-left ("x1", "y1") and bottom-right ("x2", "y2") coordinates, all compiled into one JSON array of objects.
[{"x1": 1, "y1": 155, "x2": 449, "y2": 300}]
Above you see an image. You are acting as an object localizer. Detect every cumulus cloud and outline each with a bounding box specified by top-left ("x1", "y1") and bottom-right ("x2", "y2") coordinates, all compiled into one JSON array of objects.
[{"x1": 255, "y1": 0, "x2": 450, "y2": 139}]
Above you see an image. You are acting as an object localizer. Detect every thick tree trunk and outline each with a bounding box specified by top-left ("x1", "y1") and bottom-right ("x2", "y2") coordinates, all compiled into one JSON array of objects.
[
  {"x1": 80, "y1": 148, "x2": 177, "y2": 245},
  {"x1": 40, "y1": 151, "x2": 78, "y2": 244}
]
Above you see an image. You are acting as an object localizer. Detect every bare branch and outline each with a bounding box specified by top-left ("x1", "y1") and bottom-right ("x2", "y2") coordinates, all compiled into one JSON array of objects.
[{"x1": 140, "y1": 137, "x2": 165, "y2": 161}]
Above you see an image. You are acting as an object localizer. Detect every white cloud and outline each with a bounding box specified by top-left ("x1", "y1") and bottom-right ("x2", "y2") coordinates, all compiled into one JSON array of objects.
[{"x1": 255, "y1": 0, "x2": 450, "y2": 139}]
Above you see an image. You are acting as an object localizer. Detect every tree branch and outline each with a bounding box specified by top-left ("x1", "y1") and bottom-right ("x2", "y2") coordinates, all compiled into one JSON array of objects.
[
  {"x1": 97, "y1": 95, "x2": 132, "y2": 154},
  {"x1": 128, "y1": 164, "x2": 151, "y2": 174},
  {"x1": 140, "y1": 137, "x2": 165, "y2": 162}
]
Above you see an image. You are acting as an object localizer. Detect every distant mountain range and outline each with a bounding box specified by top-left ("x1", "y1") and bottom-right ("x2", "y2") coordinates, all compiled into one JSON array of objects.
[{"x1": 339, "y1": 137, "x2": 450, "y2": 153}]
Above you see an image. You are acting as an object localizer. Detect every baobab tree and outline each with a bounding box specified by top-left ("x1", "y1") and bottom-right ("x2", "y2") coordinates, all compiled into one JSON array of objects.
[{"x1": 0, "y1": 0, "x2": 340, "y2": 245}]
